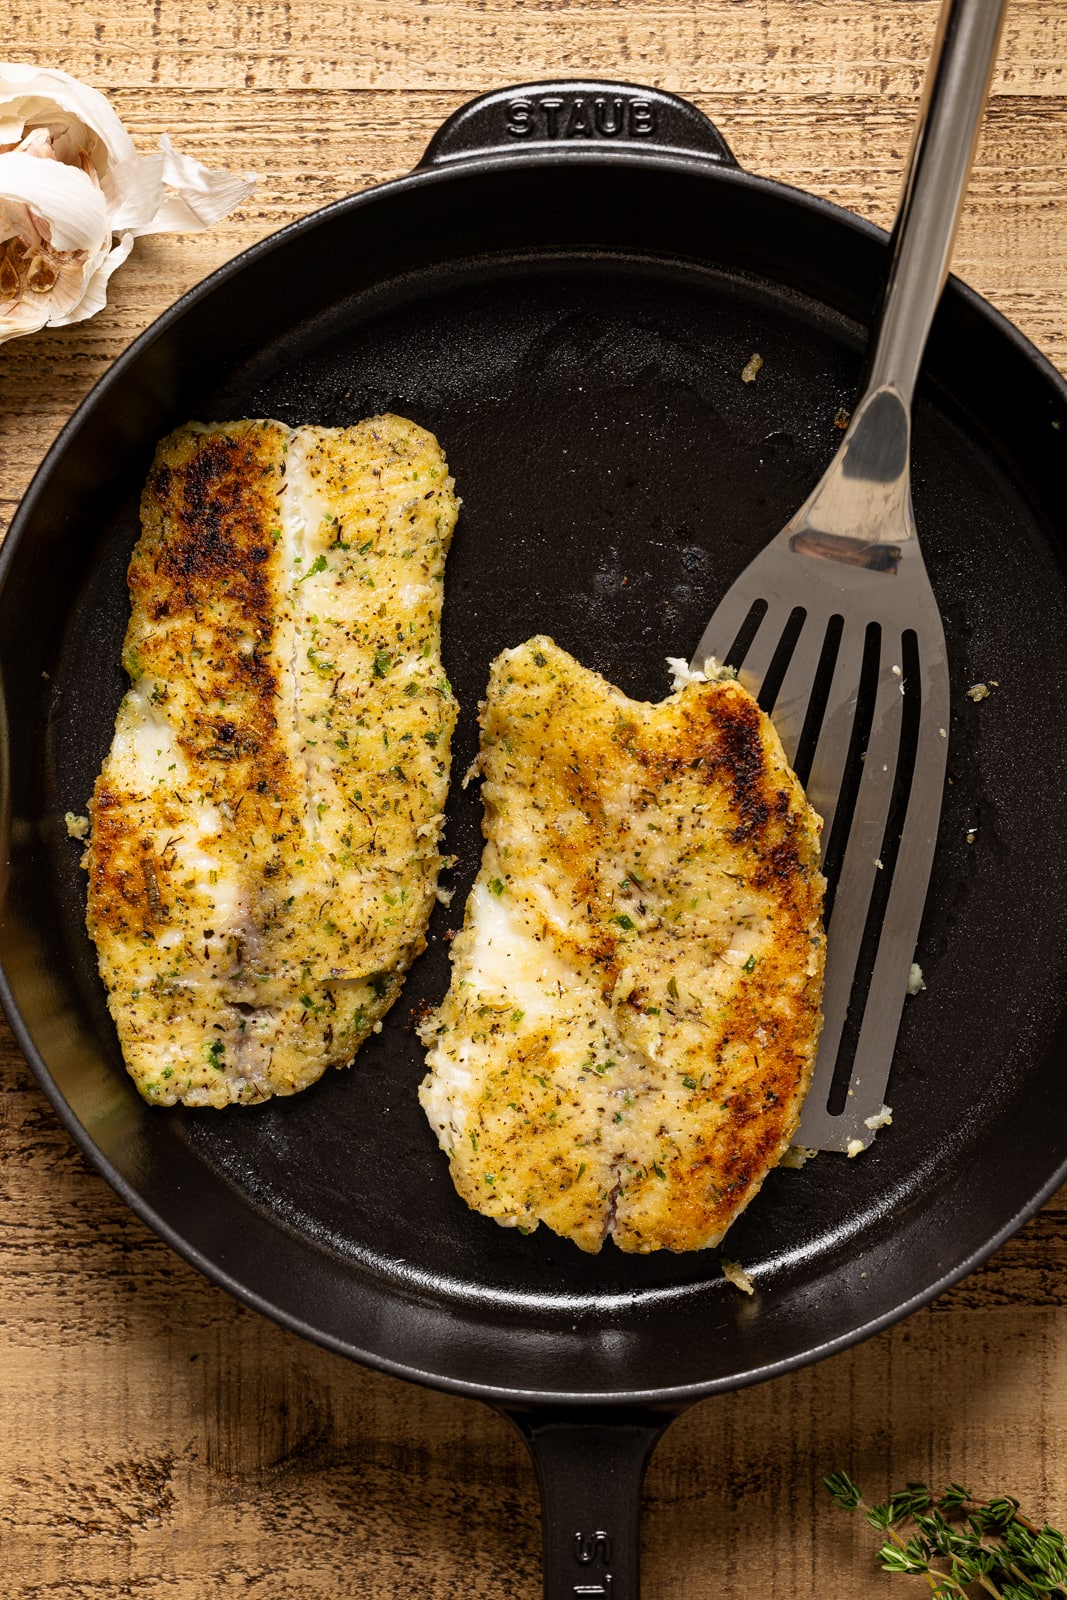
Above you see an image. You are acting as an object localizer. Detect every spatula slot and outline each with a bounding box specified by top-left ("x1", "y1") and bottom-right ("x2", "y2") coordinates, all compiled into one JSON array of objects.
[
  {"x1": 818, "y1": 621, "x2": 883, "y2": 919},
  {"x1": 721, "y1": 596, "x2": 767, "y2": 669},
  {"x1": 752, "y1": 604, "x2": 807, "y2": 716},
  {"x1": 784, "y1": 612, "x2": 844, "y2": 787}
]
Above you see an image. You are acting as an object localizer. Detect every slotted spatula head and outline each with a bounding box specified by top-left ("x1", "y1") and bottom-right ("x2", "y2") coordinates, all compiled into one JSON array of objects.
[
  {"x1": 691, "y1": 0, "x2": 1006, "y2": 1152},
  {"x1": 691, "y1": 392, "x2": 949, "y2": 1152}
]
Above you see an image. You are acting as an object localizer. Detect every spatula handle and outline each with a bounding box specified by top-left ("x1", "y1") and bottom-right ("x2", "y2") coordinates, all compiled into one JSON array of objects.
[{"x1": 864, "y1": 0, "x2": 1008, "y2": 406}]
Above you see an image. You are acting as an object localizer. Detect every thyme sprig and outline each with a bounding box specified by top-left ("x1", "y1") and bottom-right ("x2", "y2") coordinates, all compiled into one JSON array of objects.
[{"x1": 825, "y1": 1472, "x2": 1067, "y2": 1598}]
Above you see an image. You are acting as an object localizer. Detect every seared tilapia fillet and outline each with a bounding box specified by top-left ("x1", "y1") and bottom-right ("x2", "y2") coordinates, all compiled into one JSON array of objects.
[
  {"x1": 419, "y1": 637, "x2": 825, "y2": 1254},
  {"x1": 85, "y1": 414, "x2": 458, "y2": 1107}
]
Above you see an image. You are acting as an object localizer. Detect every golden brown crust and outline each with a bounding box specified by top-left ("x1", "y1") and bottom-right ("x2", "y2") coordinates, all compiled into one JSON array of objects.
[
  {"x1": 419, "y1": 637, "x2": 825, "y2": 1254},
  {"x1": 85, "y1": 416, "x2": 458, "y2": 1107},
  {"x1": 89, "y1": 422, "x2": 298, "y2": 954}
]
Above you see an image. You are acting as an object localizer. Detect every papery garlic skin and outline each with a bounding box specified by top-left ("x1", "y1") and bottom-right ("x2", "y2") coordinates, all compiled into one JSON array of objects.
[{"x1": 0, "y1": 63, "x2": 255, "y2": 345}]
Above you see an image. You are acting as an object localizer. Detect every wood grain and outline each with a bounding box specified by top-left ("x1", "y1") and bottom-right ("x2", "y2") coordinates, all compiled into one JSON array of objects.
[{"x1": 1, "y1": 0, "x2": 1066, "y2": 1594}]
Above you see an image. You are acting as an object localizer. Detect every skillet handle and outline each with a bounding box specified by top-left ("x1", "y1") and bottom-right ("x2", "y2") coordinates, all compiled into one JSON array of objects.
[
  {"x1": 418, "y1": 81, "x2": 737, "y2": 169},
  {"x1": 505, "y1": 1407, "x2": 672, "y2": 1600}
]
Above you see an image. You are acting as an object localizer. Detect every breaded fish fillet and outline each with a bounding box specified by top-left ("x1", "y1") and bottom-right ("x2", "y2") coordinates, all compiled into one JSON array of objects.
[
  {"x1": 419, "y1": 637, "x2": 825, "y2": 1253},
  {"x1": 85, "y1": 415, "x2": 458, "y2": 1107}
]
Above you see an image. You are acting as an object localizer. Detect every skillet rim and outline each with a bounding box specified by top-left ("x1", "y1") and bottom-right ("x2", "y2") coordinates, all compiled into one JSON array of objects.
[{"x1": 3, "y1": 140, "x2": 1067, "y2": 1409}]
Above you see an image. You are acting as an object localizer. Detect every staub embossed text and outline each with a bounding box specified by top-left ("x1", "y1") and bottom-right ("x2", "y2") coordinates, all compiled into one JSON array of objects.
[
  {"x1": 504, "y1": 94, "x2": 657, "y2": 140},
  {"x1": 573, "y1": 1528, "x2": 614, "y2": 1595}
]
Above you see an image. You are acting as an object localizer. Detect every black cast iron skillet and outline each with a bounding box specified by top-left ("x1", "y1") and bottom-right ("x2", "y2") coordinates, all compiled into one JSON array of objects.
[{"x1": 2, "y1": 81, "x2": 1067, "y2": 1595}]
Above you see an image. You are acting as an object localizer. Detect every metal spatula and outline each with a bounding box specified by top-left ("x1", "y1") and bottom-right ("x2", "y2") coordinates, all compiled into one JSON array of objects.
[{"x1": 691, "y1": 0, "x2": 1007, "y2": 1153}]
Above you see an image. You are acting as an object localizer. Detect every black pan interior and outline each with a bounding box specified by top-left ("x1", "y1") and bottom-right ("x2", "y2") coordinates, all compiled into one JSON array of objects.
[{"x1": 3, "y1": 156, "x2": 1067, "y2": 1403}]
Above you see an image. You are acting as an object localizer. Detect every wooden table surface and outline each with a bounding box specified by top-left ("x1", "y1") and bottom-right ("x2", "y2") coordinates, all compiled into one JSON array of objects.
[{"x1": 2, "y1": 2, "x2": 1066, "y2": 1595}]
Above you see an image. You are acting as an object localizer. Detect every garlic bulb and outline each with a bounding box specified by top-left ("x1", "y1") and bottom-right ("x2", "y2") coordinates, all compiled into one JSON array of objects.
[{"x1": 0, "y1": 63, "x2": 256, "y2": 344}]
